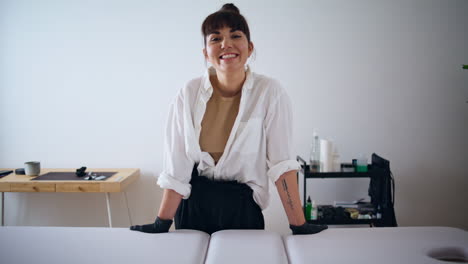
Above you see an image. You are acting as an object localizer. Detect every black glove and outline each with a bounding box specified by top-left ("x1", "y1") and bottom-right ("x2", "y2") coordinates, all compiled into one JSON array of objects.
[
  {"x1": 290, "y1": 222, "x2": 328, "y2": 235},
  {"x1": 130, "y1": 217, "x2": 173, "y2": 234}
]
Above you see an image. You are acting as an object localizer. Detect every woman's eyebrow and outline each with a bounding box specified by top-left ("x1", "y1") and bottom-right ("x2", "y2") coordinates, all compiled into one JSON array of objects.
[{"x1": 209, "y1": 31, "x2": 220, "y2": 35}]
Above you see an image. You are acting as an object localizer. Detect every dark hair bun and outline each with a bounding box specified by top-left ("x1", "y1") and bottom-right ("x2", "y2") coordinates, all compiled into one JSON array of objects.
[{"x1": 220, "y1": 3, "x2": 240, "y2": 14}]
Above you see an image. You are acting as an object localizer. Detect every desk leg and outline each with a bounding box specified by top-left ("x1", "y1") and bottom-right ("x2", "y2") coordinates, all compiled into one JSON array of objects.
[
  {"x1": 1, "y1": 192, "x2": 4, "y2": 226},
  {"x1": 105, "y1": 193, "x2": 112, "y2": 228},
  {"x1": 123, "y1": 191, "x2": 133, "y2": 226}
]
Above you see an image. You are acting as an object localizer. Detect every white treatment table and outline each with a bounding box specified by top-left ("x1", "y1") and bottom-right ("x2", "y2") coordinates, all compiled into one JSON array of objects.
[
  {"x1": 284, "y1": 226, "x2": 468, "y2": 264},
  {"x1": 1, "y1": 226, "x2": 466, "y2": 263}
]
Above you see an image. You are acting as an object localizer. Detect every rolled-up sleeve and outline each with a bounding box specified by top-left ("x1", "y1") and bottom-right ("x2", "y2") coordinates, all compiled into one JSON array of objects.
[
  {"x1": 157, "y1": 90, "x2": 194, "y2": 199},
  {"x1": 265, "y1": 83, "x2": 301, "y2": 183}
]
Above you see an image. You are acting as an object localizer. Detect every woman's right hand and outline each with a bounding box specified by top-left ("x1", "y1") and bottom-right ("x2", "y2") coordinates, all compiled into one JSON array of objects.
[{"x1": 289, "y1": 222, "x2": 328, "y2": 235}]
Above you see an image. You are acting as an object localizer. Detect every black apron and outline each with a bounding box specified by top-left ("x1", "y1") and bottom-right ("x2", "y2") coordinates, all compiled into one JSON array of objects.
[{"x1": 174, "y1": 163, "x2": 264, "y2": 235}]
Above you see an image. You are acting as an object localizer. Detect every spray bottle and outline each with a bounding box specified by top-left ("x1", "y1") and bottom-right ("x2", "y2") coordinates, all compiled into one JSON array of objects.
[{"x1": 309, "y1": 130, "x2": 321, "y2": 172}]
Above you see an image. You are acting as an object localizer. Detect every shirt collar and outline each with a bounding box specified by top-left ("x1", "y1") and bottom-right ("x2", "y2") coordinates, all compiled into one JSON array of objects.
[{"x1": 202, "y1": 65, "x2": 254, "y2": 92}]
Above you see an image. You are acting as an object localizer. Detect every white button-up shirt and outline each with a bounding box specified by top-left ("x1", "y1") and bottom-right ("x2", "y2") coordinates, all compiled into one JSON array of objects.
[{"x1": 157, "y1": 66, "x2": 300, "y2": 210}]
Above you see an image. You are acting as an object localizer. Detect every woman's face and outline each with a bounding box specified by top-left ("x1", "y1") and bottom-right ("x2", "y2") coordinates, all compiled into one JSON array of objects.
[{"x1": 203, "y1": 26, "x2": 253, "y2": 74}]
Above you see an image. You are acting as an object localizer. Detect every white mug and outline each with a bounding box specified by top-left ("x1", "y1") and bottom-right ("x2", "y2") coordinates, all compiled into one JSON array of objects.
[{"x1": 25, "y1": 161, "x2": 41, "y2": 176}]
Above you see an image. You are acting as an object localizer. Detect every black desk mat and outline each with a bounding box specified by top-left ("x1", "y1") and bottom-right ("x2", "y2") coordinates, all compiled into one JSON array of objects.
[{"x1": 32, "y1": 172, "x2": 117, "y2": 181}]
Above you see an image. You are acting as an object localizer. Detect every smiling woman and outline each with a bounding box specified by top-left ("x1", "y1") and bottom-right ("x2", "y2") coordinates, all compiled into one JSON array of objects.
[{"x1": 130, "y1": 3, "x2": 328, "y2": 236}]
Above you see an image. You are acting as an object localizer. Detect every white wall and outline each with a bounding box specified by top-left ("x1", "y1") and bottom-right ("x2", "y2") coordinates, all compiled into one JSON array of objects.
[{"x1": 1, "y1": 0, "x2": 467, "y2": 234}]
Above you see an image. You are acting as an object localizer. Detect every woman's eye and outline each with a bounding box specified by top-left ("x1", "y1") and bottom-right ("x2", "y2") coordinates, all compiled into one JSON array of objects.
[
  {"x1": 232, "y1": 35, "x2": 241, "y2": 39},
  {"x1": 210, "y1": 37, "x2": 220, "y2": 42}
]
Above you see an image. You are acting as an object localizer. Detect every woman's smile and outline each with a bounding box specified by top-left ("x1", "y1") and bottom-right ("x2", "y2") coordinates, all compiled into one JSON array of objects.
[{"x1": 220, "y1": 53, "x2": 239, "y2": 60}]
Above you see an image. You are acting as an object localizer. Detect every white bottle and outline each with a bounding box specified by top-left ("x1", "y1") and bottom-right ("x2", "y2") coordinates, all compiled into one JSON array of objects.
[
  {"x1": 319, "y1": 139, "x2": 332, "y2": 172},
  {"x1": 309, "y1": 130, "x2": 321, "y2": 172}
]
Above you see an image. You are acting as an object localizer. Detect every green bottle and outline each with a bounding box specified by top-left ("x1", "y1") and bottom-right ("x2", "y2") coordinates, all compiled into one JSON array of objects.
[{"x1": 305, "y1": 196, "x2": 312, "y2": 221}]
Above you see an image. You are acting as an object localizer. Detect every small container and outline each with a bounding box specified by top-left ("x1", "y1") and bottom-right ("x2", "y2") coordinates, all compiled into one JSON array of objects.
[
  {"x1": 341, "y1": 163, "x2": 354, "y2": 172},
  {"x1": 356, "y1": 154, "x2": 368, "y2": 172},
  {"x1": 24, "y1": 161, "x2": 41, "y2": 176}
]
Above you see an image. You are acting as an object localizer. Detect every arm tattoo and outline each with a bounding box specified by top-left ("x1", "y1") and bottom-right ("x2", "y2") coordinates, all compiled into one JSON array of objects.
[{"x1": 282, "y1": 179, "x2": 295, "y2": 210}]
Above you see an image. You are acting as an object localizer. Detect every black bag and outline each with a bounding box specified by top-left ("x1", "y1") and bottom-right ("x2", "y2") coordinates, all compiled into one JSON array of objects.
[{"x1": 368, "y1": 153, "x2": 397, "y2": 227}]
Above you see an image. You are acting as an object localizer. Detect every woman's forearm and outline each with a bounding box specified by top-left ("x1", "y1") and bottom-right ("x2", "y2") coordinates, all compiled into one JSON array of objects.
[
  {"x1": 275, "y1": 170, "x2": 306, "y2": 226},
  {"x1": 157, "y1": 189, "x2": 183, "y2": 220}
]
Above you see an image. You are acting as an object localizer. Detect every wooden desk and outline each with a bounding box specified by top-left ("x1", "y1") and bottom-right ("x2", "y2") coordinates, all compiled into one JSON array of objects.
[{"x1": 0, "y1": 168, "x2": 140, "y2": 227}]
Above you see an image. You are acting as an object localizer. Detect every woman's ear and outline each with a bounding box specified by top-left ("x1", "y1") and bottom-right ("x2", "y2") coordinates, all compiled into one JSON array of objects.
[
  {"x1": 203, "y1": 48, "x2": 208, "y2": 60},
  {"x1": 248, "y1": 42, "x2": 254, "y2": 57}
]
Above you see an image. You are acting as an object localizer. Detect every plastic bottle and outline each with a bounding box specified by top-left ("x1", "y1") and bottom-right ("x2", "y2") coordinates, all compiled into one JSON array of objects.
[
  {"x1": 309, "y1": 130, "x2": 320, "y2": 172},
  {"x1": 332, "y1": 145, "x2": 340, "y2": 172},
  {"x1": 305, "y1": 196, "x2": 312, "y2": 221},
  {"x1": 311, "y1": 200, "x2": 318, "y2": 220}
]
